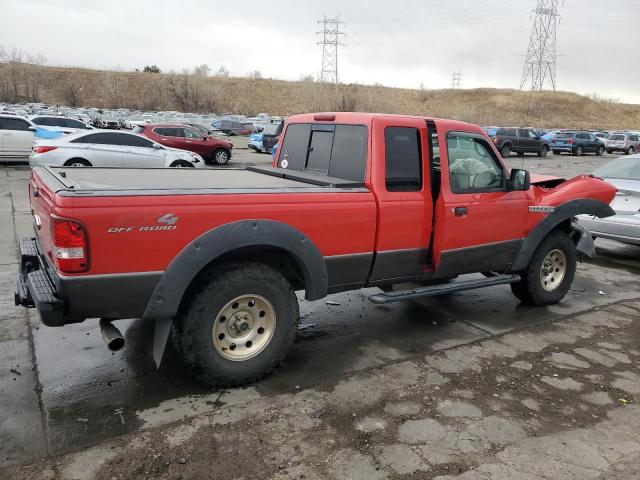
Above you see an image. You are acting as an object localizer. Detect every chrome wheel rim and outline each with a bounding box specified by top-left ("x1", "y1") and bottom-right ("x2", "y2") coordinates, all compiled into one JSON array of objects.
[
  {"x1": 212, "y1": 294, "x2": 276, "y2": 361},
  {"x1": 540, "y1": 249, "x2": 567, "y2": 292},
  {"x1": 215, "y1": 151, "x2": 228, "y2": 163},
  {"x1": 69, "y1": 162, "x2": 86, "y2": 167}
]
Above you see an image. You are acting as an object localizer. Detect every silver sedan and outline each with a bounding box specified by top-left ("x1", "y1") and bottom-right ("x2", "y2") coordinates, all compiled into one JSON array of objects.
[{"x1": 577, "y1": 155, "x2": 640, "y2": 246}]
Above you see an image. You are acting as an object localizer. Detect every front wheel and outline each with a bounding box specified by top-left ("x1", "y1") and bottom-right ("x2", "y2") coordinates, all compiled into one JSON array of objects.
[
  {"x1": 596, "y1": 146, "x2": 604, "y2": 156},
  {"x1": 538, "y1": 145, "x2": 549, "y2": 157},
  {"x1": 170, "y1": 160, "x2": 194, "y2": 168},
  {"x1": 574, "y1": 146, "x2": 583, "y2": 156},
  {"x1": 213, "y1": 148, "x2": 230, "y2": 165},
  {"x1": 500, "y1": 144, "x2": 511, "y2": 158},
  {"x1": 627, "y1": 147, "x2": 635, "y2": 155},
  {"x1": 510, "y1": 231, "x2": 577, "y2": 306},
  {"x1": 172, "y1": 262, "x2": 299, "y2": 387}
]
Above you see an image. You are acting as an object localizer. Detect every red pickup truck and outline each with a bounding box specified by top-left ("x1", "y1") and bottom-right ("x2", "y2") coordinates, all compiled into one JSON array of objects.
[{"x1": 16, "y1": 113, "x2": 616, "y2": 387}]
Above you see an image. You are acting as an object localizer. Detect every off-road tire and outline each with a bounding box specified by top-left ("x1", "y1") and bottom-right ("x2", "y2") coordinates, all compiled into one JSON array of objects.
[
  {"x1": 63, "y1": 158, "x2": 91, "y2": 167},
  {"x1": 172, "y1": 262, "x2": 299, "y2": 387},
  {"x1": 213, "y1": 148, "x2": 230, "y2": 165},
  {"x1": 500, "y1": 144, "x2": 511, "y2": 158},
  {"x1": 510, "y1": 231, "x2": 577, "y2": 306},
  {"x1": 538, "y1": 145, "x2": 549, "y2": 157}
]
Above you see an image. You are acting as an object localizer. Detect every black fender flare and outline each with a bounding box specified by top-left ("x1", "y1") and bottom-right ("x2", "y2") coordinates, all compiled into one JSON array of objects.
[
  {"x1": 143, "y1": 220, "x2": 328, "y2": 322},
  {"x1": 509, "y1": 198, "x2": 614, "y2": 272}
]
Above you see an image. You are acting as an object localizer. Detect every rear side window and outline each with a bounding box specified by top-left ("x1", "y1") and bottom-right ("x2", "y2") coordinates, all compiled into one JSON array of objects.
[
  {"x1": 385, "y1": 127, "x2": 422, "y2": 192},
  {"x1": 0, "y1": 118, "x2": 31, "y2": 131},
  {"x1": 64, "y1": 118, "x2": 86, "y2": 129},
  {"x1": 72, "y1": 133, "x2": 121, "y2": 145},
  {"x1": 277, "y1": 123, "x2": 367, "y2": 182},
  {"x1": 118, "y1": 134, "x2": 154, "y2": 147},
  {"x1": 630, "y1": 135, "x2": 639, "y2": 142}
]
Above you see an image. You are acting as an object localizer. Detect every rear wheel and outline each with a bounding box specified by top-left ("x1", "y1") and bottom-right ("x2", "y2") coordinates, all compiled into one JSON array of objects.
[
  {"x1": 500, "y1": 144, "x2": 511, "y2": 158},
  {"x1": 538, "y1": 145, "x2": 549, "y2": 157},
  {"x1": 63, "y1": 158, "x2": 91, "y2": 167},
  {"x1": 213, "y1": 148, "x2": 230, "y2": 165},
  {"x1": 606, "y1": 150, "x2": 613, "y2": 154},
  {"x1": 627, "y1": 147, "x2": 635, "y2": 155},
  {"x1": 510, "y1": 231, "x2": 576, "y2": 306},
  {"x1": 552, "y1": 150, "x2": 560, "y2": 155},
  {"x1": 172, "y1": 262, "x2": 299, "y2": 387},
  {"x1": 170, "y1": 160, "x2": 194, "y2": 168}
]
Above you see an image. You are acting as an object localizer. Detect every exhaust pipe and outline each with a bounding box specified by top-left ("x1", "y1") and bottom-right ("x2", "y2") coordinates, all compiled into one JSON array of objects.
[{"x1": 99, "y1": 318, "x2": 125, "y2": 351}]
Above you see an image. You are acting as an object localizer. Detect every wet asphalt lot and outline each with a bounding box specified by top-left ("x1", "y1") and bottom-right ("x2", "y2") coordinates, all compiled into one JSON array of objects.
[{"x1": 1, "y1": 149, "x2": 639, "y2": 467}]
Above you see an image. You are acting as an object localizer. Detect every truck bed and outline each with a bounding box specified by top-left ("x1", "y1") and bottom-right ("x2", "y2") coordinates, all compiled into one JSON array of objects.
[{"x1": 37, "y1": 166, "x2": 365, "y2": 196}]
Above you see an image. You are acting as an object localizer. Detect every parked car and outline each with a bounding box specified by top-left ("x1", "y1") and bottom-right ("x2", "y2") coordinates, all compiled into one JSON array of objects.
[
  {"x1": 491, "y1": 127, "x2": 550, "y2": 158},
  {"x1": 16, "y1": 112, "x2": 616, "y2": 388},
  {"x1": 606, "y1": 133, "x2": 639, "y2": 155},
  {"x1": 577, "y1": 155, "x2": 640, "y2": 246},
  {"x1": 135, "y1": 123, "x2": 233, "y2": 165},
  {"x1": 594, "y1": 132, "x2": 610, "y2": 144},
  {"x1": 98, "y1": 117, "x2": 121, "y2": 130},
  {"x1": 248, "y1": 132, "x2": 264, "y2": 152},
  {"x1": 30, "y1": 130, "x2": 204, "y2": 168},
  {"x1": 213, "y1": 118, "x2": 257, "y2": 136},
  {"x1": 0, "y1": 115, "x2": 38, "y2": 159},
  {"x1": 261, "y1": 122, "x2": 284, "y2": 154},
  {"x1": 550, "y1": 131, "x2": 605, "y2": 156},
  {"x1": 30, "y1": 115, "x2": 93, "y2": 134}
]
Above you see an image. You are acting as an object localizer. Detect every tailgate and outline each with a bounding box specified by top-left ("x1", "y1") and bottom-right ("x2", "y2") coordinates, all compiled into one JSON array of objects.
[{"x1": 29, "y1": 170, "x2": 59, "y2": 261}]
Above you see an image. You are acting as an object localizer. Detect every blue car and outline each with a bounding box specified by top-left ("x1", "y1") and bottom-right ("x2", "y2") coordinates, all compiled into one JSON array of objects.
[
  {"x1": 248, "y1": 132, "x2": 264, "y2": 153},
  {"x1": 272, "y1": 142, "x2": 279, "y2": 160}
]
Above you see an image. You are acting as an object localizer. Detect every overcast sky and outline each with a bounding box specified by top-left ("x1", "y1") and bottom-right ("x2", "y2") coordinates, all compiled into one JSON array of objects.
[{"x1": 2, "y1": 0, "x2": 639, "y2": 103}]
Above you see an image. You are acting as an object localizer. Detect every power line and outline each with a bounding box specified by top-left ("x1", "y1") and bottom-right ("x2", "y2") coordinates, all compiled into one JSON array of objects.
[
  {"x1": 520, "y1": 0, "x2": 563, "y2": 91},
  {"x1": 451, "y1": 71, "x2": 462, "y2": 89},
  {"x1": 317, "y1": 15, "x2": 346, "y2": 84}
]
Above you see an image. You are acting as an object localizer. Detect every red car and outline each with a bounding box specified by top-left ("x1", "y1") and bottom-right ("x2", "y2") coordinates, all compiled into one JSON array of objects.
[
  {"x1": 134, "y1": 123, "x2": 233, "y2": 165},
  {"x1": 17, "y1": 112, "x2": 616, "y2": 387}
]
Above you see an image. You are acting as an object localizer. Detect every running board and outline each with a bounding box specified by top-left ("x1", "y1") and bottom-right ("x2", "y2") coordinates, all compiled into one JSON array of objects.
[{"x1": 368, "y1": 274, "x2": 521, "y2": 305}]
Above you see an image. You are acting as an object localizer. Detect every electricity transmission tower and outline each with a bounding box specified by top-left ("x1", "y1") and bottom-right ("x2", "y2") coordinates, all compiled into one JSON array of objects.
[
  {"x1": 451, "y1": 72, "x2": 462, "y2": 89},
  {"x1": 520, "y1": 0, "x2": 562, "y2": 91},
  {"x1": 317, "y1": 15, "x2": 346, "y2": 84}
]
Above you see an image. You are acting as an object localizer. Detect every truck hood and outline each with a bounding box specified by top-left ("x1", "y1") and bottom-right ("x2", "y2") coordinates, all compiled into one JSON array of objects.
[{"x1": 530, "y1": 173, "x2": 565, "y2": 188}]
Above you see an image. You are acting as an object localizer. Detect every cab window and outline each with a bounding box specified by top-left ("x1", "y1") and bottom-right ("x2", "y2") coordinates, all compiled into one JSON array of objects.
[{"x1": 447, "y1": 133, "x2": 504, "y2": 193}]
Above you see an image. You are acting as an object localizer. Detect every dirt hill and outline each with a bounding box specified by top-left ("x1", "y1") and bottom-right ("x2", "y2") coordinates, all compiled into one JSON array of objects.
[{"x1": 1, "y1": 63, "x2": 639, "y2": 130}]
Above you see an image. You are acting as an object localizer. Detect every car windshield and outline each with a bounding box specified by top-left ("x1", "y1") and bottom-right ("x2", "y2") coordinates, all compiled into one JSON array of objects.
[
  {"x1": 593, "y1": 157, "x2": 640, "y2": 180},
  {"x1": 609, "y1": 134, "x2": 625, "y2": 141}
]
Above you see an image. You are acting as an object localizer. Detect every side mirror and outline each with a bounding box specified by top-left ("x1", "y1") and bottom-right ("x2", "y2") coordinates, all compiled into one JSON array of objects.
[
  {"x1": 508, "y1": 168, "x2": 531, "y2": 191},
  {"x1": 152, "y1": 143, "x2": 162, "y2": 149}
]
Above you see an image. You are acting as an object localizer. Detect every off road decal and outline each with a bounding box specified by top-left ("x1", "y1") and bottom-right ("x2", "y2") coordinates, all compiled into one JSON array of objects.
[{"x1": 107, "y1": 214, "x2": 179, "y2": 233}]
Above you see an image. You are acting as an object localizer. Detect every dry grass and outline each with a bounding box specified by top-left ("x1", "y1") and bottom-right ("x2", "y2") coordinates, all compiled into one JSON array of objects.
[{"x1": 1, "y1": 64, "x2": 639, "y2": 130}]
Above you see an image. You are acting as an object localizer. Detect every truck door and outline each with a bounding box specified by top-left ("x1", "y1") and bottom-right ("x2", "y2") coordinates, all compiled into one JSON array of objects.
[
  {"x1": 369, "y1": 117, "x2": 433, "y2": 282},
  {"x1": 432, "y1": 131, "x2": 529, "y2": 275}
]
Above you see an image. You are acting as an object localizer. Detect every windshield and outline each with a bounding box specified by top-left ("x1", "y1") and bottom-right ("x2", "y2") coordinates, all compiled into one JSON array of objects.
[
  {"x1": 593, "y1": 157, "x2": 640, "y2": 180},
  {"x1": 609, "y1": 134, "x2": 625, "y2": 141}
]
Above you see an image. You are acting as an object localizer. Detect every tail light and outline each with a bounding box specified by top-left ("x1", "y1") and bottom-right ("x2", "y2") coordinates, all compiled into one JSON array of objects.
[
  {"x1": 567, "y1": 138, "x2": 575, "y2": 144},
  {"x1": 51, "y1": 218, "x2": 88, "y2": 273},
  {"x1": 33, "y1": 146, "x2": 57, "y2": 154}
]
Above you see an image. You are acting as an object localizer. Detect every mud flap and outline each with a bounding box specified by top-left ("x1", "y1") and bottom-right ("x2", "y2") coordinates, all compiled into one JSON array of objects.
[
  {"x1": 153, "y1": 318, "x2": 173, "y2": 368},
  {"x1": 572, "y1": 223, "x2": 596, "y2": 259}
]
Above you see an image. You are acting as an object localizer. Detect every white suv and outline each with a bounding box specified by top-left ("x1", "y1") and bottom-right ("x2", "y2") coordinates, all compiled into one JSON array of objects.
[{"x1": 30, "y1": 130, "x2": 205, "y2": 168}]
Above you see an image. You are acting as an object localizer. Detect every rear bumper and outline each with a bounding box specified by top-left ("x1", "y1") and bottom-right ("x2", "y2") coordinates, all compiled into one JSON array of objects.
[
  {"x1": 551, "y1": 145, "x2": 573, "y2": 152},
  {"x1": 15, "y1": 237, "x2": 162, "y2": 326},
  {"x1": 14, "y1": 238, "x2": 67, "y2": 326}
]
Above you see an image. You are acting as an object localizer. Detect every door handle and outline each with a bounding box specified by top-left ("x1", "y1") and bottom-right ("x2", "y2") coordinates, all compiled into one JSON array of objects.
[{"x1": 453, "y1": 207, "x2": 468, "y2": 217}]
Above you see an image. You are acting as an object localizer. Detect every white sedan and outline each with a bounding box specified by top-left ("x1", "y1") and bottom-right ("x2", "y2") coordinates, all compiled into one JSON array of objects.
[{"x1": 30, "y1": 130, "x2": 205, "y2": 168}]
